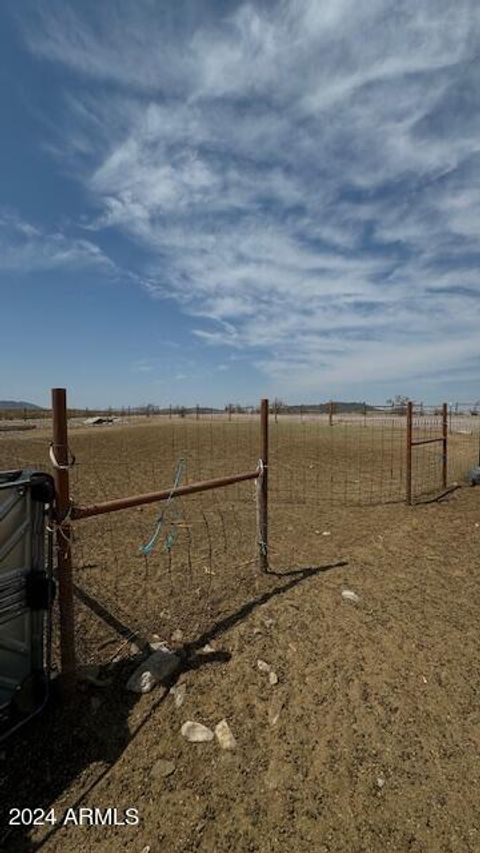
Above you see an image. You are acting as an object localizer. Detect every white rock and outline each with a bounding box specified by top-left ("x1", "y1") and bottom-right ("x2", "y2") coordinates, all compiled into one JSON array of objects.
[
  {"x1": 126, "y1": 648, "x2": 180, "y2": 693},
  {"x1": 215, "y1": 719, "x2": 237, "y2": 750},
  {"x1": 322, "y1": 531, "x2": 331, "y2": 536},
  {"x1": 129, "y1": 670, "x2": 154, "y2": 693},
  {"x1": 181, "y1": 721, "x2": 214, "y2": 742},
  {"x1": 341, "y1": 590, "x2": 360, "y2": 604},
  {"x1": 376, "y1": 776, "x2": 386, "y2": 789},
  {"x1": 268, "y1": 693, "x2": 285, "y2": 726},
  {"x1": 170, "y1": 683, "x2": 187, "y2": 708},
  {"x1": 171, "y1": 629, "x2": 184, "y2": 643},
  {"x1": 149, "y1": 639, "x2": 171, "y2": 652},
  {"x1": 257, "y1": 659, "x2": 279, "y2": 686}
]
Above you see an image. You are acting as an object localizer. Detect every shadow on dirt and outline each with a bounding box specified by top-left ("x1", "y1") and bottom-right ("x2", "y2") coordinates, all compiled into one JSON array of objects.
[
  {"x1": 184, "y1": 559, "x2": 348, "y2": 653},
  {"x1": 0, "y1": 559, "x2": 346, "y2": 851}
]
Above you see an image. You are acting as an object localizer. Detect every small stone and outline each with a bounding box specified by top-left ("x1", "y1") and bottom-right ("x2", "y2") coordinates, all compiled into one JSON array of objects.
[
  {"x1": 126, "y1": 648, "x2": 180, "y2": 693},
  {"x1": 257, "y1": 659, "x2": 278, "y2": 686},
  {"x1": 202, "y1": 643, "x2": 215, "y2": 653},
  {"x1": 152, "y1": 758, "x2": 176, "y2": 779},
  {"x1": 341, "y1": 590, "x2": 360, "y2": 604},
  {"x1": 171, "y1": 629, "x2": 184, "y2": 643},
  {"x1": 170, "y1": 683, "x2": 187, "y2": 708},
  {"x1": 268, "y1": 693, "x2": 285, "y2": 726},
  {"x1": 130, "y1": 643, "x2": 141, "y2": 656},
  {"x1": 149, "y1": 639, "x2": 171, "y2": 652},
  {"x1": 322, "y1": 531, "x2": 331, "y2": 536},
  {"x1": 252, "y1": 627, "x2": 263, "y2": 636},
  {"x1": 376, "y1": 776, "x2": 386, "y2": 789},
  {"x1": 181, "y1": 721, "x2": 214, "y2": 742},
  {"x1": 215, "y1": 719, "x2": 237, "y2": 750}
]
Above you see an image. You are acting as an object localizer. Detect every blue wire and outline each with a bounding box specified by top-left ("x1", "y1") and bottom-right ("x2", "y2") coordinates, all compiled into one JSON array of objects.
[{"x1": 139, "y1": 458, "x2": 186, "y2": 556}]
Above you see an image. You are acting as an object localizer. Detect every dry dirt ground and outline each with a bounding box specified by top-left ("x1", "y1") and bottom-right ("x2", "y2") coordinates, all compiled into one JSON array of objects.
[{"x1": 1, "y1": 420, "x2": 480, "y2": 851}]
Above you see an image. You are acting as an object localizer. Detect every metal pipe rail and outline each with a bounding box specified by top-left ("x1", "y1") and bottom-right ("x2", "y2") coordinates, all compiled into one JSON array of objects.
[
  {"x1": 50, "y1": 390, "x2": 270, "y2": 684},
  {"x1": 71, "y1": 469, "x2": 260, "y2": 520}
]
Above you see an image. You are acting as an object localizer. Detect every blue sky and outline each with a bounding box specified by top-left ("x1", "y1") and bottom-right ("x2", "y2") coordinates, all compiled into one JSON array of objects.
[{"x1": 1, "y1": 0, "x2": 480, "y2": 408}]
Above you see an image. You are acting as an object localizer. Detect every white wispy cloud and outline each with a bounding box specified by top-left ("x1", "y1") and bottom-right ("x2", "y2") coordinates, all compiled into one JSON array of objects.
[
  {"x1": 0, "y1": 209, "x2": 112, "y2": 273},
  {"x1": 15, "y1": 0, "x2": 480, "y2": 395}
]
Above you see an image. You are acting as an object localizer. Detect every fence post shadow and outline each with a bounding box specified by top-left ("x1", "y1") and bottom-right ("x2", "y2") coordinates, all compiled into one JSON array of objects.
[{"x1": 183, "y1": 560, "x2": 348, "y2": 656}]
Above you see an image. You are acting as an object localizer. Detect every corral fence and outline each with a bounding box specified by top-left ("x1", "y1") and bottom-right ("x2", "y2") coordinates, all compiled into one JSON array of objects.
[
  {"x1": 2, "y1": 389, "x2": 479, "y2": 690},
  {"x1": 49, "y1": 389, "x2": 269, "y2": 689},
  {"x1": 406, "y1": 402, "x2": 447, "y2": 506}
]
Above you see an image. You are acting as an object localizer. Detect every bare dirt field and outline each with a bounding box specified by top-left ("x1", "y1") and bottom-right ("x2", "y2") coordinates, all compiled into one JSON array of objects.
[{"x1": 1, "y1": 418, "x2": 480, "y2": 852}]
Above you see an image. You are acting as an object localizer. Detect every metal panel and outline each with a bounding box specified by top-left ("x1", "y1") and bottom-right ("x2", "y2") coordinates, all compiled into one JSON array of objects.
[{"x1": 0, "y1": 470, "x2": 52, "y2": 735}]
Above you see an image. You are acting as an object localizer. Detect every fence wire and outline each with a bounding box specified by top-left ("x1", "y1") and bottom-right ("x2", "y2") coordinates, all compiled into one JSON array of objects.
[{"x1": 1, "y1": 404, "x2": 480, "y2": 669}]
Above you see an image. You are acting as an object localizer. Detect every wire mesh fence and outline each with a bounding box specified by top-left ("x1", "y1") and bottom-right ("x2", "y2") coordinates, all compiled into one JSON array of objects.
[
  {"x1": 71, "y1": 485, "x2": 258, "y2": 663},
  {"x1": 1, "y1": 399, "x2": 480, "y2": 672},
  {"x1": 2, "y1": 402, "x2": 479, "y2": 518},
  {"x1": 2, "y1": 404, "x2": 479, "y2": 513},
  {"x1": 270, "y1": 411, "x2": 407, "y2": 506}
]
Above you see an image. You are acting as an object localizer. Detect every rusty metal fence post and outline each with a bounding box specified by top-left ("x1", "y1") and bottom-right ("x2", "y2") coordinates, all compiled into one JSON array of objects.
[
  {"x1": 442, "y1": 402, "x2": 448, "y2": 489},
  {"x1": 51, "y1": 388, "x2": 76, "y2": 688},
  {"x1": 257, "y1": 398, "x2": 269, "y2": 572},
  {"x1": 406, "y1": 400, "x2": 413, "y2": 505}
]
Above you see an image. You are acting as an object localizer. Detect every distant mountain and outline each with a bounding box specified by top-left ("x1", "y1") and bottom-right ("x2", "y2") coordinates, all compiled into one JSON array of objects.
[{"x1": 0, "y1": 400, "x2": 43, "y2": 410}]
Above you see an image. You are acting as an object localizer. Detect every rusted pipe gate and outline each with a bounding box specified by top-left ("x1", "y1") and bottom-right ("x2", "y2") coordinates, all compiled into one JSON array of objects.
[
  {"x1": 405, "y1": 401, "x2": 448, "y2": 506},
  {"x1": 51, "y1": 389, "x2": 269, "y2": 685}
]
